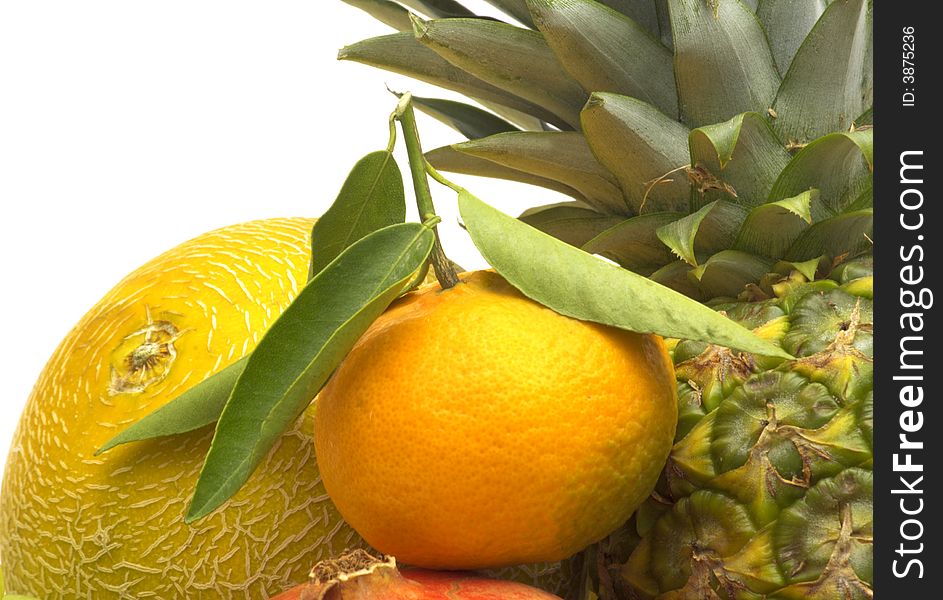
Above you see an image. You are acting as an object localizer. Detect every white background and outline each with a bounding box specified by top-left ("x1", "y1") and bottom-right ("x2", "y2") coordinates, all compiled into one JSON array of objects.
[{"x1": 0, "y1": 2, "x2": 562, "y2": 462}]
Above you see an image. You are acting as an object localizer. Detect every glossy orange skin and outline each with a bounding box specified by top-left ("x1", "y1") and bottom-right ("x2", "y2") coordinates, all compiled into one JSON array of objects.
[{"x1": 316, "y1": 271, "x2": 678, "y2": 570}]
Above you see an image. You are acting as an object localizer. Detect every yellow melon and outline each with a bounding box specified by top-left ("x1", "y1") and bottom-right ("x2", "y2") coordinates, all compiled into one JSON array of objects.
[{"x1": 0, "y1": 218, "x2": 362, "y2": 599}]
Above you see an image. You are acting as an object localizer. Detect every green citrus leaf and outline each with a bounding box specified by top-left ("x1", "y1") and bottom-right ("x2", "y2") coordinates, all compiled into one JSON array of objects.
[
  {"x1": 453, "y1": 132, "x2": 626, "y2": 214},
  {"x1": 186, "y1": 223, "x2": 435, "y2": 522},
  {"x1": 668, "y1": 0, "x2": 780, "y2": 127},
  {"x1": 459, "y1": 191, "x2": 793, "y2": 358},
  {"x1": 519, "y1": 202, "x2": 624, "y2": 247},
  {"x1": 96, "y1": 357, "x2": 247, "y2": 455},
  {"x1": 527, "y1": 0, "x2": 678, "y2": 117},
  {"x1": 309, "y1": 150, "x2": 406, "y2": 279},
  {"x1": 412, "y1": 17, "x2": 586, "y2": 129},
  {"x1": 409, "y1": 95, "x2": 519, "y2": 139}
]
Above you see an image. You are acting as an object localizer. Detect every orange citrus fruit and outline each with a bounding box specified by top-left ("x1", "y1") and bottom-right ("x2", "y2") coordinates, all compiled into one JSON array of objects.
[
  {"x1": 315, "y1": 270, "x2": 678, "y2": 570},
  {"x1": 0, "y1": 219, "x2": 364, "y2": 598}
]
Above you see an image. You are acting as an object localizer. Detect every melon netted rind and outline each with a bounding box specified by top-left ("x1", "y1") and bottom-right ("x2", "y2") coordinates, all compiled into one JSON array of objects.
[{"x1": 0, "y1": 219, "x2": 365, "y2": 599}]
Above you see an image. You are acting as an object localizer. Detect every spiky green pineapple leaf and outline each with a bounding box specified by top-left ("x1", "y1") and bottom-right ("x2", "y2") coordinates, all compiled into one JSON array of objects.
[
  {"x1": 453, "y1": 131, "x2": 626, "y2": 214},
  {"x1": 406, "y1": 95, "x2": 520, "y2": 139},
  {"x1": 755, "y1": 0, "x2": 826, "y2": 75},
  {"x1": 342, "y1": 0, "x2": 414, "y2": 30},
  {"x1": 650, "y1": 260, "x2": 702, "y2": 299},
  {"x1": 398, "y1": 0, "x2": 478, "y2": 18},
  {"x1": 527, "y1": 0, "x2": 678, "y2": 117},
  {"x1": 519, "y1": 202, "x2": 625, "y2": 247},
  {"x1": 339, "y1": 33, "x2": 561, "y2": 125},
  {"x1": 459, "y1": 191, "x2": 793, "y2": 358},
  {"x1": 426, "y1": 145, "x2": 586, "y2": 199},
  {"x1": 668, "y1": 0, "x2": 780, "y2": 127},
  {"x1": 778, "y1": 256, "x2": 824, "y2": 282},
  {"x1": 654, "y1": 0, "x2": 672, "y2": 47},
  {"x1": 583, "y1": 212, "x2": 681, "y2": 274},
  {"x1": 691, "y1": 250, "x2": 774, "y2": 299},
  {"x1": 689, "y1": 112, "x2": 792, "y2": 209},
  {"x1": 482, "y1": 0, "x2": 536, "y2": 27},
  {"x1": 597, "y1": 0, "x2": 662, "y2": 37},
  {"x1": 412, "y1": 17, "x2": 586, "y2": 129},
  {"x1": 785, "y1": 209, "x2": 873, "y2": 262},
  {"x1": 656, "y1": 201, "x2": 748, "y2": 266},
  {"x1": 734, "y1": 190, "x2": 816, "y2": 259},
  {"x1": 845, "y1": 181, "x2": 873, "y2": 211},
  {"x1": 769, "y1": 129, "x2": 872, "y2": 221},
  {"x1": 771, "y1": 0, "x2": 871, "y2": 143},
  {"x1": 581, "y1": 93, "x2": 690, "y2": 214}
]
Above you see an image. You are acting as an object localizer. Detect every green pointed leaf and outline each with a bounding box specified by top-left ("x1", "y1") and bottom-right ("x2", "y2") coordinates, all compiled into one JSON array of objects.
[
  {"x1": 427, "y1": 145, "x2": 586, "y2": 200},
  {"x1": 599, "y1": 1, "x2": 662, "y2": 39},
  {"x1": 654, "y1": 0, "x2": 673, "y2": 47},
  {"x1": 769, "y1": 129, "x2": 873, "y2": 220},
  {"x1": 734, "y1": 191, "x2": 816, "y2": 259},
  {"x1": 581, "y1": 93, "x2": 690, "y2": 213},
  {"x1": 779, "y1": 256, "x2": 824, "y2": 282},
  {"x1": 398, "y1": 0, "x2": 478, "y2": 18},
  {"x1": 186, "y1": 223, "x2": 436, "y2": 522},
  {"x1": 755, "y1": 0, "x2": 826, "y2": 75},
  {"x1": 583, "y1": 212, "x2": 681, "y2": 274},
  {"x1": 409, "y1": 95, "x2": 520, "y2": 139},
  {"x1": 483, "y1": 0, "x2": 537, "y2": 27},
  {"x1": 519, "y1": 202, "x2": 625, "y2": 247},
  {"x1": 690, "y1": 250, "x2": 775, "y2": 299},
  {"x1": 339, "y1": 33, "x2": 562, "y2": 125},
  {"x1": 527, "y1": 0, "x2": 678, "y2": 117},
  {"x1": 855, "y1": 107, "x2": 873, "y2": 127},
  {"x1": 656, "y1": 201, "x2": 748, "y2": 266},
  {"x1": 785, "y1": 209, "x2": 873, "y2": 262},
  {"x1": 96, "y1": 358, "x2": 247, "y2": 455},
  {"x1": 477, "y1": 100, "x2": 548, "y2": 131},
  {"x1": 412, "y1": 17, "x2": 587, "y2": 128},
  {"x1": 342, "y1": 0, "x2": 414, "y2": 30},
  {"x1": 650, "y1": 260, "x2": 702, "y2": 299},
  {"x1": 845, "y1": 180, "x2": 873, "y2": 211},
  {"x1": 459, "y1": 191, "x2": 793, "y2": 358},
  {"x1": 689, "y1": 112, "x2": 792, "y2": 208},
  {"x1": 454, "y1": 132, "x2": 627, "y2": 214},
  {"x1": 668, "y1": 0, "x2": 780, "y2": 127},
  {"x1": 771, "y1": 0, "x2": 871, "y2": 143},
  {"x1": 309, "y1": 150, "x2": 406, "y2": 278}
]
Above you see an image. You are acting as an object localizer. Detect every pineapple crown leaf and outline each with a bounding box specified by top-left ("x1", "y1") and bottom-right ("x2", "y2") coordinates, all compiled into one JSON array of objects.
[{"x1": 340, "y1": 0, "x2": 874, "y2": 295}]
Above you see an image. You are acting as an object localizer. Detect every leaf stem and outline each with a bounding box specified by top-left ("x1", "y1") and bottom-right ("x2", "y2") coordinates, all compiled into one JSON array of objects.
[
  {"x1": 386, "y1": 112, "x2": 397, "y2": 153},
  {"x1": 396, "y1": 93, "x2": 461, "y2": 290}
]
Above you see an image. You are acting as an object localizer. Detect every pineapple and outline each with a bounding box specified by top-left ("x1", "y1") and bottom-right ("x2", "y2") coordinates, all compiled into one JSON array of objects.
[{"x1": 339, "y1": 0, "x2": 873, "y2": 598}]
